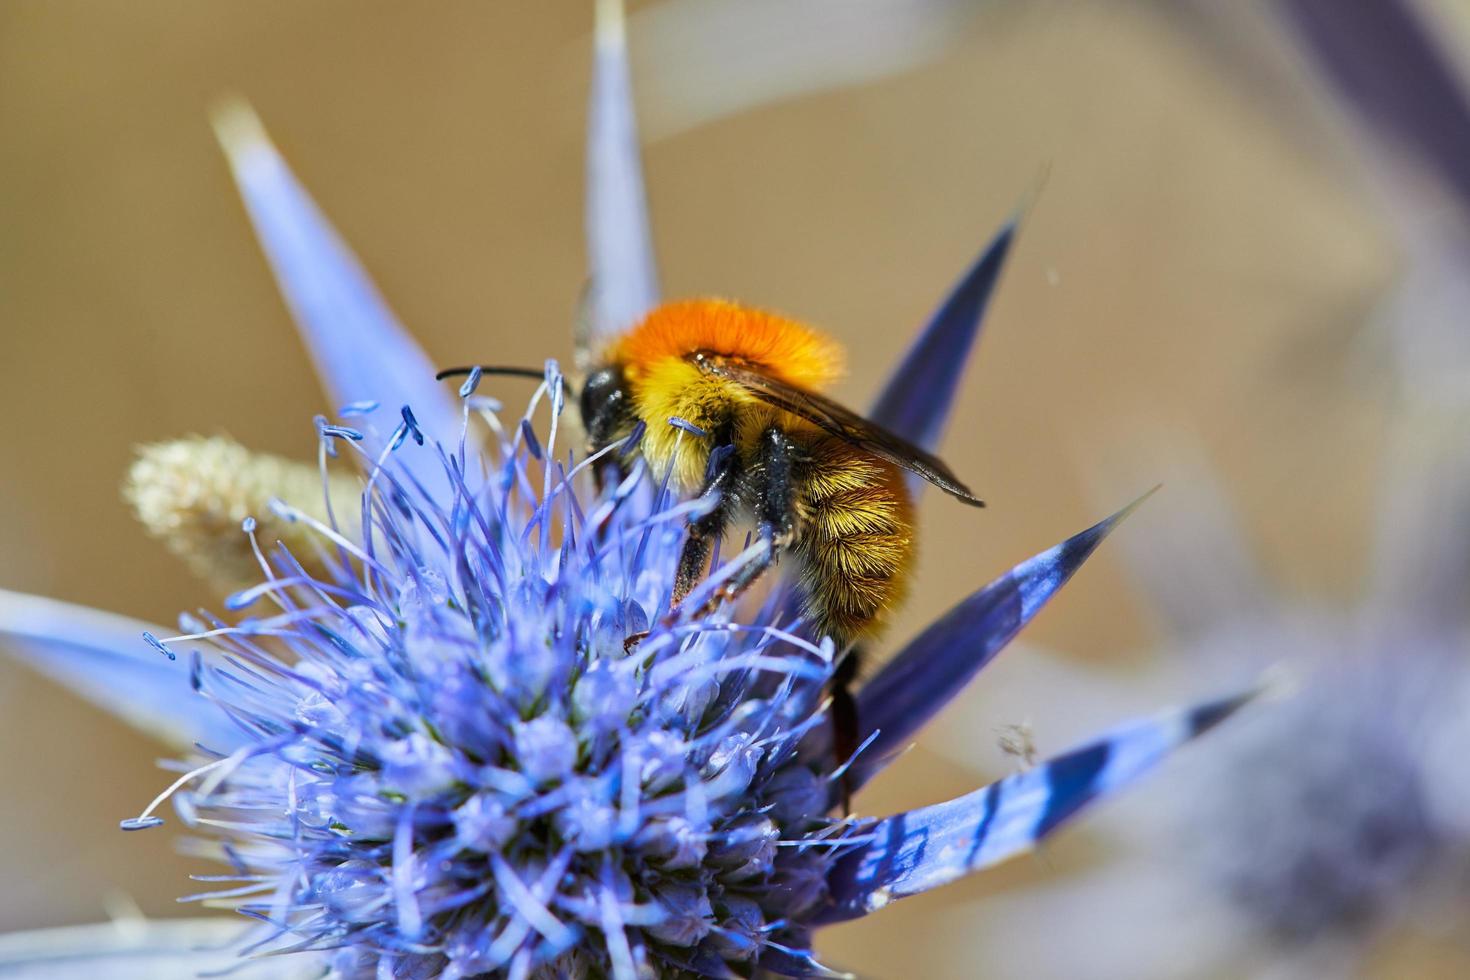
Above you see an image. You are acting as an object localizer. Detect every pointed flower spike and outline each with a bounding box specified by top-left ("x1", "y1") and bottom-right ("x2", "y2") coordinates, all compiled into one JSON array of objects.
[
  {"x1": 819, "y1": 687, "x2": 1257, "y2": 923},
  {"x1": 584, "y1": 0, "x2": 660, "y2": 355},
  {"x1": 0, "y1": 589, "x2": 242, "y2": 751},
  {"x1": 868, "y1": 218, "x2": 1016, "y2": 453},
  {"x1": 211, "y1": 99, "x2": 462, "y2": 497},
  {"x1": 0, "y1": 919, "x2": 283, "y2": 974},
  {"x1": 848, "y1": 490, "x2": 1154, "y2": 792},
  {"x1": 758, "y1": 944, "x2": 854, "y2": 980}
]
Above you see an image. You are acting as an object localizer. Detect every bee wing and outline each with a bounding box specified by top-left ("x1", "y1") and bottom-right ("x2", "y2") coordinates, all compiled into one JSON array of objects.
[{"x1": 692, "y1": 355, "x2": 984, "y2": 506}]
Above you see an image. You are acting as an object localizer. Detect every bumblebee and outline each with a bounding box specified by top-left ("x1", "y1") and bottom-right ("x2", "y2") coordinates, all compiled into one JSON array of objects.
[{"x1": 441, "y1": 298, "x2": 982, "y2": 781}]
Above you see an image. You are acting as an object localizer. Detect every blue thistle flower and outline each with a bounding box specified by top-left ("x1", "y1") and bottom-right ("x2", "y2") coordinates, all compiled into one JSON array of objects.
[
  {"x1": 114, "y1": 378, "x2": 869, "y2": 977},
  {"x1": 0, "y1": 2, "x2": 1253, "y2": 975}
]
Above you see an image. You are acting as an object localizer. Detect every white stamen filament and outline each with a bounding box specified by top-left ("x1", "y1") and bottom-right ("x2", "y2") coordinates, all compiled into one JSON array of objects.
[
  {"x1": 128, "y1": 756, "x2": 234, "y2": 826},
  {"x1": 268, "y1": 499, "x2": 391, "y2": 576}
]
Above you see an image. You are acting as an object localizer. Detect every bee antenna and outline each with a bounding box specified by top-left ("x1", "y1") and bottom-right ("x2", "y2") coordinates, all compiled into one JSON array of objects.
[
  {"x1": 434, "y1": 365, "x2": 550, "y2": 382},
  {"x1": 435, "y1": 366, "x2": 571, "y2": 397}
]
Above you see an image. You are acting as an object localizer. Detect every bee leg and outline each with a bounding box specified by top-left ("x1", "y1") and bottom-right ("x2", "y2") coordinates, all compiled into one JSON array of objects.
[
  {"x1": 694, "y1": 427, "x2": 797, "y2": 614},
  {"x1": 830, "y1": 647, "x2": 862, "y2": 815},
  {"x1": 669, "y1": 436, "x2": 739, "y2": 611}
]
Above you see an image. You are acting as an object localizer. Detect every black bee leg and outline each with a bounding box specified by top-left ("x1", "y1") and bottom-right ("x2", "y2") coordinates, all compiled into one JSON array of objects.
[
  {"x1": 831, "y1": 647, "x2": 863, "y2": 815},
  {"x1": 629, "y1": 437, "x2": 731, "y2": 649},
  {"x1": 692, "y1": 427, "x2": 797, "y2": 614},
  {"x1": 670, "y1": 435, "x2": 739, "y2": 611}
]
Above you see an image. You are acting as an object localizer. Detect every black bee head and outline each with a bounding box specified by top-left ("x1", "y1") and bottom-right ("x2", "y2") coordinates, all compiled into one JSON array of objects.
[{"x1": 579, "y1": 365, "x2": 634, "y2": 452}]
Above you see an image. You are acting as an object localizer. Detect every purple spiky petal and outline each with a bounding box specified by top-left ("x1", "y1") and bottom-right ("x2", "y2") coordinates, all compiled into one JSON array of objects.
[
  {"x1": 0, "y1": 918, "x2": 318, "y2": 977},
  {"x1": 0, "y1": 589, "x2": 244, "y2": 752},
  {"x1": 848, "y1": 493, "x2": 1150, "y2": 791},
  {"x1": 869, "y1": 219, "x2": 1016, "y2": 454},
  {"x1": 818, "y1": 689, "x2": 1257, "y2": 923},
  {"x1": 211, "y1": 101, "x2": 463, "y2": 498},
  {"x1": 585, "y1": 0, "x2": 660, "y2": 347}
]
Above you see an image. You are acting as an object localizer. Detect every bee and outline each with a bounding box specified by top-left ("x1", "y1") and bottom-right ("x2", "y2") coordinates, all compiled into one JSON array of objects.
[{"x1": 439, "y1": 298, "x2": 982, "y2": 788}]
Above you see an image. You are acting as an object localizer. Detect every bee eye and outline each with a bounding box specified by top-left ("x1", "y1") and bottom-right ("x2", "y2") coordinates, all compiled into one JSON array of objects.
[{"x1": 580, "y1": 366, "x2": 631, "y2": 450}]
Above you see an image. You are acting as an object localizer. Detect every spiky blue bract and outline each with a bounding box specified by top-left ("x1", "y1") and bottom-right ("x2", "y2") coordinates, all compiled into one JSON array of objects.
[
  {"x1": 0, "y1": 918, "x2": 314, "y2": 978},
  {"x1": 210, "y1": 101, "x2": 463, "y2": 501},
  {"x1": 847, "y1": 493, "x2": 1150, "y2": 792},
  {"x1": 868, "y1": 220, "x2": 1016, "y2": 454},
  {"x1": 818, "y1": 689, "x2": 1257, "y2": 923},
  {"x1": 586, "y1": 0, "x2": 660, "y2": 347},
  {"x1": 0, "y1": 589, "x2": 244, "y2": 751},
  {"x1": 126, "y1": 380, "x2": 866, "y2": 979}
]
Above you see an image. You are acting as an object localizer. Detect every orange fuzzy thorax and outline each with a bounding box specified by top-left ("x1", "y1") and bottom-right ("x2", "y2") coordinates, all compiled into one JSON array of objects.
[
  {"x1": 608, "y1": 299, "x2": 846, "y2": 490},
  {"x1": 610, "y1": 299, "x2": 845, "y2": 391}
]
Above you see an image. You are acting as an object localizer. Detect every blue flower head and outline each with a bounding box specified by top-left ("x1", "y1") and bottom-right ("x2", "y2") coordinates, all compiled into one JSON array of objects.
[
  {"x1": 124, "y1": 378, "x2": 869, "y2": 977},
  {"x1": 0, "y1": 3, "x2": 1254, "y2": 976}
]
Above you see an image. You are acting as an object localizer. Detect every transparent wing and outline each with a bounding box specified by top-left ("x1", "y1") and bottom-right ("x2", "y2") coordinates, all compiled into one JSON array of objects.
[{"x1": 691, "y1": 353, "x2": 983, "y2": 505}]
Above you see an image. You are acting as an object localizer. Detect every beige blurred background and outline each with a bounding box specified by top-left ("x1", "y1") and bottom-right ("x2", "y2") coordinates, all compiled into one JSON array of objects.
[{"x1": 0, "y1": 1, "x2": 1417, "y2": 976}]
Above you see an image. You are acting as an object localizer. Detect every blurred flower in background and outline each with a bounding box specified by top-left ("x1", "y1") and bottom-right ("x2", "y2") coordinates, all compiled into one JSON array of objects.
[
  {"x1": 0, "y1": 2, "x2": 1256, "y2": 976},
  {"x1": 944, "y1": 427, "x2": 1470, "y2": 978},
  {"x1": 927, "y1": 2, "x2": 1470, "y2": 976},
  {"x1": 625, "y1": 0, "x2": 990, "y2": 139}
]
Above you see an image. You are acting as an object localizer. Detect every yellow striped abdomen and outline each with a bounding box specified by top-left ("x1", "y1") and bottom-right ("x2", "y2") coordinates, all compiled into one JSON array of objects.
[{"x1": 792, "y1": 435, "x2": 914, "y2": 646}]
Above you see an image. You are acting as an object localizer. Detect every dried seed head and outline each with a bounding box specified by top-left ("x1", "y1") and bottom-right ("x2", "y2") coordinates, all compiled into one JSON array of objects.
[{"x1": 123, "y1": 435, "x2": 360, "y2": 587}]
